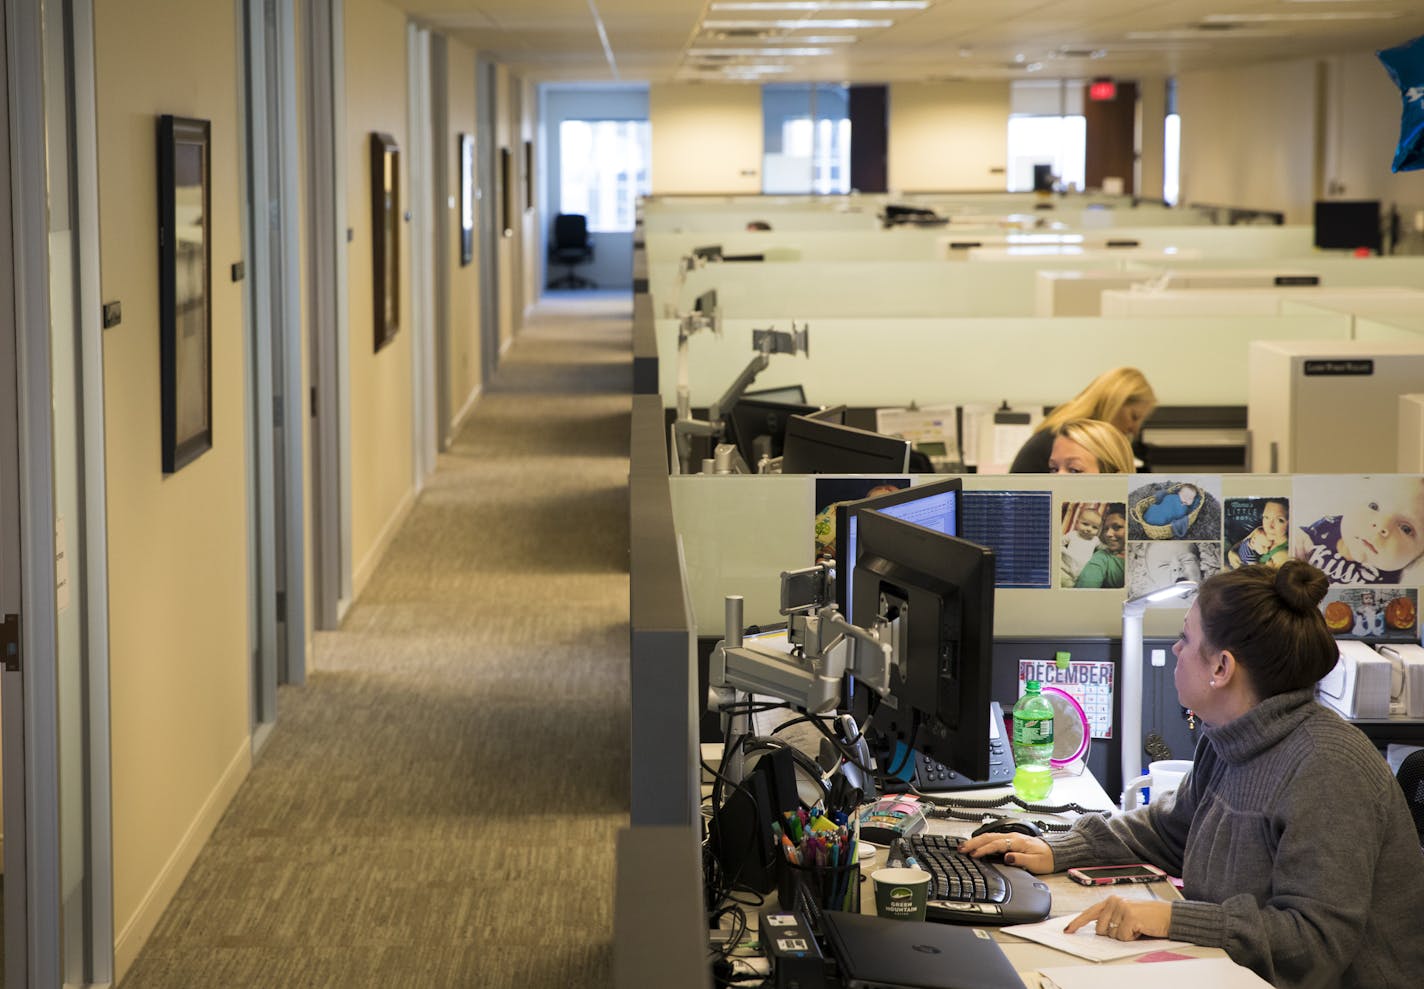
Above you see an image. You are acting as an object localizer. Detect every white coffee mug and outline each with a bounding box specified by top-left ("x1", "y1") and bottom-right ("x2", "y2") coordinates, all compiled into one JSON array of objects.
[{"x1": 1121, "y1": 759, "x2": 1193, "y2": 810}]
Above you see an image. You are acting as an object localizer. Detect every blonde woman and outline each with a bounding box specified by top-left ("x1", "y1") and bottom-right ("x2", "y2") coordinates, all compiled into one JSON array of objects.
[
  {"x1": 1010, "y1": 367, "x2": 1156, "y2": 473},
  {"x1": 1048, "y1": 418, "x2": 1137, "y2": 474}
]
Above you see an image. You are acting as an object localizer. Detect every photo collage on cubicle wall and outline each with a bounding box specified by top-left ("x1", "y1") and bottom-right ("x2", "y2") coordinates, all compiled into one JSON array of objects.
[{"x1": 806, "y1": 473, "x2": 1423, "y2": 643}]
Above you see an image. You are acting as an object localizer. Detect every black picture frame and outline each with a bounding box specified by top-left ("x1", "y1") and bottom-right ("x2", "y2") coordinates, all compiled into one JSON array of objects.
[
  {"x1": 523, "y1": 139, "x2": 534, "y2": 212},
  {"x1": 499, "y1": 145, "x2": 514, "y2": 237},
  {"x1": 459, "y1": 133, "x2": 475, "y2": 266},
  {"x1": 157, "y1": 114, "x2": 213, "y2": 474},
  {"x1": 370, "y1": 131, "x2": 401, "y2": 352}
]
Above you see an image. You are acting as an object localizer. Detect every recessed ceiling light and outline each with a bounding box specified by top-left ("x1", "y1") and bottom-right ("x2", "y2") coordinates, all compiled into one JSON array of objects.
[
  {"x1": 709, "y1": 1, "x2": 929, "y2": 9},
  {"x1": 1203, "y1": 10, "x2": 1399, "y2": 21},
  {"x1": 691, "y1": 46, "x2": 836, "y2": 56},
  {"x1": 703, "y1": 18, "x2": 894, "y2": 28}
]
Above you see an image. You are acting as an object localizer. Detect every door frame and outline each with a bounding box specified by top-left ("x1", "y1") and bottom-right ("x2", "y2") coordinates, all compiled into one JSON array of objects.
[
  {"x1": 475, "y1": 59, "x2": 499, "y2": 386},
  {"x1": 303, "y1": 0, "x2": 353, "y2": 629}
]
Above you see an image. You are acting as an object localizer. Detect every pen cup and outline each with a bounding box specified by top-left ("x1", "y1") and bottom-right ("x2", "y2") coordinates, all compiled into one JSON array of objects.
[{"x1": 777, "y1": 855, "x2": 862, "y2": 914}]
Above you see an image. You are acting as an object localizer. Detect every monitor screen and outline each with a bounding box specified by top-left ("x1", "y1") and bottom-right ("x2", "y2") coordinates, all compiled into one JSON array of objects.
[
  {"x1": 781, "y1": 415, "x2": 910, "y2": 474},
  {"x1": 724, "y1": 397, "x2": 817, "y2": 466},
  {"x1": 835, "y1": 477, "x2": 963, "y2": 626},
  {"x1": 1313, "y1": 200, "x2": 1381, "y2": 252},
  {"x1": 853, "y1": 509, "x2": 995, "y2": 782}
]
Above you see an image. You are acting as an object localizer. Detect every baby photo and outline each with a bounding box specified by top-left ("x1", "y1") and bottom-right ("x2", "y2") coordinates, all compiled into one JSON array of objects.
[
  {"x1": 1060, "y1": 501, "x2": 1108, "y2": 588},
  {"x1": 1292, "y1": 475, "x2": 1424, "y2": 586},
  {"x1": 1223, "y1": 497, "x2": 1291, "y2": 570},
  {"x1": 1320, "y1": 587, "x2": 1418, "y2": 641},
  {"x1": 1127, "y1": 540, "x2": 1223, "y2": 598},
  {"x1": 1128, "y1": 475, "x2": 1222, "y2": 542},
  {"x1": 1063, "y1": 501, "x2": 1126, "y2": 589}
]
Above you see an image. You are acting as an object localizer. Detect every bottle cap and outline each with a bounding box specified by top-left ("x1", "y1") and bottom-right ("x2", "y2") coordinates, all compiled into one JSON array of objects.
[{"x1": 1025, "y1": 679, "x2": 1040, "y2": 691}]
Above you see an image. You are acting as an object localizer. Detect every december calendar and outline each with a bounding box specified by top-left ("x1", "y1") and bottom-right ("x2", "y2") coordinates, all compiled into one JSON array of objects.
[{"x1": 1017, "y1": 659, "x2": 1116, "y2": 739}]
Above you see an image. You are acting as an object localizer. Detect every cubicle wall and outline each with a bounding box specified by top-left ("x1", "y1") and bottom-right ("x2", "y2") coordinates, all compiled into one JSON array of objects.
[{"x1": 657, "y1": 313, "x2": 1363, "y2": 411}]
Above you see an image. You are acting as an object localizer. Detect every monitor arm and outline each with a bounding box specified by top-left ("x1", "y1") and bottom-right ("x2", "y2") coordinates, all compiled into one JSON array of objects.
[
  {"x1": 708, "y1": 566, "x2": 894, "y2": 788},
  {"x1": 669, "y1": 324, "x2": 810, "y2": 474}
]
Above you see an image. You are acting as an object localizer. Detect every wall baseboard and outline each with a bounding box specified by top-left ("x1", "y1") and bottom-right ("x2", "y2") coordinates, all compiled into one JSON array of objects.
[
  {"x1": 113, "y1": 736, "x2": 252, "y2": 981},
  {"x1": 350, "y1": 485, "x2": 417, "y2": 605},
  {"x1": 449, "y1": 384, "x2": 483, "y2": 438}
]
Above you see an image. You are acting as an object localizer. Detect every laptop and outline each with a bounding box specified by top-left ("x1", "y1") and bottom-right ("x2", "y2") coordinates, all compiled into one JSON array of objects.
[{"x1": 820, "y1": 911, "x2": 1026, "y2": 989}]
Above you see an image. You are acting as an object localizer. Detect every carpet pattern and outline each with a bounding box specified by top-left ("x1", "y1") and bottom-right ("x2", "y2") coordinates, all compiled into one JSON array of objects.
[{"x1": 119, "y1": 293, "x2": 634, "y2": 988}]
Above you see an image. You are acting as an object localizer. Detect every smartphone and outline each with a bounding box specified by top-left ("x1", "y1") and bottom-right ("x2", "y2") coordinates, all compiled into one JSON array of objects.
[{"x1": 1066, "y1": 864, "x2": 1168, "y2": 886}]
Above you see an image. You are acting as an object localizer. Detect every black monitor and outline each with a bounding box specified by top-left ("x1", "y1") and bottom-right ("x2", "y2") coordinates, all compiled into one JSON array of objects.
[
  {"x1": 781, "y1": 415, "x2": 909, "y2": 474},
  {"x1": 835, "y1": 477, "x2": 963, "y2": 626},
  {"x1": 743, "y1": 384, "x2": 808, "y2": 405},
  {"x1": 693, "y1": 288, "x2": 717, "y2": 314},
  {"x1": 724, "y1": 397, "x2": 817, "y2": 465},
  {"x1": 853, "y1": 509, "x2": 995, "y2": 782},
  {"x1": 802, "y1": 404, "x2": 847, "y2": 424},
  {"x1": 691, "y1": 244, "x2": 724, "y2": 262},
  {"x1": 1313, "y1": 200, "x2": 1382, "y2": 252}
]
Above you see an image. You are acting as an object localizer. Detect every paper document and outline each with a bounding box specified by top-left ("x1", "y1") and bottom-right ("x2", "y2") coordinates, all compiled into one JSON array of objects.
[
  {"x1": 1037, "y1": 956, "x2": 1272, "y2": 989},
  {"x1": 1002, "y1": 916, "x2": 1193, "y2": 963}
]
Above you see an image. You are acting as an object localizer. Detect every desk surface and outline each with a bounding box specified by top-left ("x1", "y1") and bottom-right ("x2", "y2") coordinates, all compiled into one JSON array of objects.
[{"x1": 853, "y1": 769, "x2": 1226, "y2": 985}]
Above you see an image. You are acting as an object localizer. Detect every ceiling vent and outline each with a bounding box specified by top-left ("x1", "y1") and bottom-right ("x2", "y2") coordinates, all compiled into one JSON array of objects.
[{"x1": 1194, "y1": 21, "x2": 1240, "y2": 31}]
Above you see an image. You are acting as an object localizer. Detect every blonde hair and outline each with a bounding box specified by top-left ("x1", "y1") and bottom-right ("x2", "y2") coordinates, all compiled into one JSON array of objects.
[
  {"x1": 1037, "y1": 367, "x2": 1156, "y2": 436},
  {"x1": 1054, "y1": 418, "x2": 1136, "y2": 474}
]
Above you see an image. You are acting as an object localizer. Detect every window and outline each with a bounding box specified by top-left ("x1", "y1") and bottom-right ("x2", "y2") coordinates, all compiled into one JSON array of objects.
[
  {"x1": 558, "y1": 119, "x2": 650, "y2": 232},
  {"x1": 1163, "y1": 79, "x2": 1181, "y2": 206},
  {"x1": 1005, "y1": 80, "x2": 1086, "y2": 193},
  {"x1": 762, "y1": 84, "x2": 850, "y2": 194}
]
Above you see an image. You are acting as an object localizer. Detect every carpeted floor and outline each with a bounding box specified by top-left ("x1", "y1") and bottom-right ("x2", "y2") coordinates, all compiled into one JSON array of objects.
[{"x1": 119, "y1": 292, "x2": 633, "y2": 988}]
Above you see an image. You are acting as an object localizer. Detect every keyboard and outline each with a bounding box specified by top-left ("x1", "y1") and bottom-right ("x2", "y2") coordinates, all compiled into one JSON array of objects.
[{"x1": 901, "y1": 833, "x2": 1052, "y2": 926}]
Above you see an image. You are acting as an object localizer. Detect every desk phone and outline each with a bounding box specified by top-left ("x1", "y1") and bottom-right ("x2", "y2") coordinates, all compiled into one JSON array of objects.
[{"x1": 878, "y1": 701, "x2": 1015, "y2": 793}]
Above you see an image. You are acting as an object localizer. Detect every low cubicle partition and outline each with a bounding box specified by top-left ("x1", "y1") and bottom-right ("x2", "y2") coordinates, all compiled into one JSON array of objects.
[
  {"x1": 619, "y1": 395, "x2": 710, "y2": 987},
  {"x1": 657, "y1": 313, "x2": 1357, "y2": 411}
]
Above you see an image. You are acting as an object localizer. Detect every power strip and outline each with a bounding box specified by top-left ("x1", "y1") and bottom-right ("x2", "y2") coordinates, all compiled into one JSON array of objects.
[{"x1": 759, "y1": 908, "x2": 827, "y2": 989}]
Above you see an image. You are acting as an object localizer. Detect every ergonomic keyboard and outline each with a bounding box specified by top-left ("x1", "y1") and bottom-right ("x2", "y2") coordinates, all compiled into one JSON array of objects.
[{"x1": 901, "y1": 833, "x2": 1052, "y2": 926}]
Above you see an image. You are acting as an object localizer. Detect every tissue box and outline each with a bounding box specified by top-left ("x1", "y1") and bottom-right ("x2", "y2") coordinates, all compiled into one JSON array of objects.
[
  {"x1": 1376, "y1": 643, "x2": 1424, "y2": 718},
  {"x1": 1317, "y1": 640, "x2": 1392, "y2": 719}
]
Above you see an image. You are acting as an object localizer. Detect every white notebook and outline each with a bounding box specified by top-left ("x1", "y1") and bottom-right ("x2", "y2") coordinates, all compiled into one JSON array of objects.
[{"x1": 1037, "y1": 956, "x2": 1272, "y2": 989}]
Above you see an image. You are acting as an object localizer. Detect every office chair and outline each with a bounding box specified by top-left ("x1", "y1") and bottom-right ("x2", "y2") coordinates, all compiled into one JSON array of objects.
[
  {"x1": 547, "y1": 212, "x2": 595, "y2": 289},
  {"x1": 1398, "y1": 749, "x2": 1424, "y2": 846}
]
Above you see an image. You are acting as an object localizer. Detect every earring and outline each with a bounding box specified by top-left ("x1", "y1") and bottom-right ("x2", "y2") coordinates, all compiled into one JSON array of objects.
[
  {"x1": 1186, "y1": 709, "x2": 1197, "y2": 731},
  {"x1": 1209, "y1": 680, "x2": 1217, "y2": 687}
]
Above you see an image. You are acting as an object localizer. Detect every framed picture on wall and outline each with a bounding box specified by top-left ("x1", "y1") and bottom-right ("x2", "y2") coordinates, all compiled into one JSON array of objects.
[
  {"x1": 370, "y1": 131, "x2": 401, "y2": 352},
  {"x1": 157, "y1": 114, "x2": 214, "y2": 474},
  {"x1": 459, "y1": 133, "x2": 475, "y2": 266},
  {"x1": 499, "y1": 146, "x2": 514, "y2": 238},
  {"x1": 523, "y1": 139, "x2": 534, "y2": 212}
]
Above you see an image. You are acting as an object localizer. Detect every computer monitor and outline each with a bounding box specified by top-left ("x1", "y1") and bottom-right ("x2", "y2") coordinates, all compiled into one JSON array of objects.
[
  {"x1": 691, "y1": 244, "x2": 723, "y2": 262},
  {"x1": 802, "y1": 404, "x2": 847, "y2": 425},
  {"x1": 1313, "y1": 200, "x2": 1382, "y2": 252},
  {"x1": 693, "y1": 288, "x2": 717, "y2": 314},
  {"x1": 853, "y1": 509, "x2": 996, "y2": 783},
  {"x1": 781, "y1": 415, "x2": 909, "y2": 474},
  {"x1": 743, "y1": 384, "x2": 808, "y2": 405},
  {"x1": 835, "y1": 477, "x2": 963, "y2": 626},
  {"x1": 724, "y1": 397, "x2": 817, "y2": 465}
]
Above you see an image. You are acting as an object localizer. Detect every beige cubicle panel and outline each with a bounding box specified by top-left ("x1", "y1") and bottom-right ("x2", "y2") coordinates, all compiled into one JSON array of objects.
[{"x1": 1401, "y1": 394, "x2": 1424, "y2": 473}]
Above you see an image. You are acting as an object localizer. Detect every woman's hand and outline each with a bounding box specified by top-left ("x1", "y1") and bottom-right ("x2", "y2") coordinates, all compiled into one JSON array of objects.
[
  {"x1": 1063, "y1": 895, "x2": 1173, "y2": 940},
  {"x1": 957, "y1": 832, "x2": 1055, "y2": 874}
]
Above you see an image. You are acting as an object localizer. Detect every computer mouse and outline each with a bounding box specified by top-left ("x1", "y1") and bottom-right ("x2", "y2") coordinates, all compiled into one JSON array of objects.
[{"x1": 970, "y1": 817, "x2": 1042, "y2": 838}]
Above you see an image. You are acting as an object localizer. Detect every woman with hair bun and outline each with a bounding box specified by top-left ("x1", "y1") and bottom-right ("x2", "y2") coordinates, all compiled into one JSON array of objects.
[{"x1": 961, "y1": 560, "x2": 1424, "y2": 988}]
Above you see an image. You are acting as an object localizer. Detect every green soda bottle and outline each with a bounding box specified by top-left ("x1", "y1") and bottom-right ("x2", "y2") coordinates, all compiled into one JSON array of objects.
[{"x1": 1012, "y1": 680, "x2": 1055, "y2": 801}]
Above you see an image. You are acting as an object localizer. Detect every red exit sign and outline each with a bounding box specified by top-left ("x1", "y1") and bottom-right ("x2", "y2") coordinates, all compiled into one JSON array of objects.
[{"x1": 1088, "y1": 79, "x2": 1117, "y2": 101}]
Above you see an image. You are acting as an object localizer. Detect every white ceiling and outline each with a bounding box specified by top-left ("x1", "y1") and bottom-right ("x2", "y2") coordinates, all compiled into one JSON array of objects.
[{"x1": 394, "y1": 0, "x2": 1424, "y2": 85}]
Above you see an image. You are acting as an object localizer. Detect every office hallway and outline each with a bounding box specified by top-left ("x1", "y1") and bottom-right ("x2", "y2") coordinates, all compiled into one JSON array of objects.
[{"x1": 120, "y1": 293, "x2": 634, "y2": 988}]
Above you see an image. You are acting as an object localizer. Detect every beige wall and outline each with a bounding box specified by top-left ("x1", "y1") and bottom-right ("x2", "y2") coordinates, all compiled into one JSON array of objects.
[
  {"x1": 649, "y1": 84, "x2": 763, "y2": 194},
  {"x1": 1137, "y1": 76, "x2": 1168, "y2": 204},
  {"x1": 1178, "y1": 59, "x2": 1321, "y2": 223},
  {"x1": 520, "y1": 77, "x2": 540, "y2": 320},
  {"x1": 888, "y1": 82, "x2": 1010, "y2": 192},
  {"x1": 345, "y1": 0, "x2": 416, "y2": 592},
  {"x1": 94, "y1": 1, "x2": 254, "y2": 975},
  {"x1": 1326, "y1": 51, "x2": 1424, "y2": 210},
  {"x1": 446, "y1": 39, "x2": 483, "y2": 432}
]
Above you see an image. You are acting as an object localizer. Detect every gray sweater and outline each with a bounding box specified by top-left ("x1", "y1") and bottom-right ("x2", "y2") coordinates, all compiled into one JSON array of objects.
[{"x1": 1047, "y1": 689, "x2": 1424, "y2": 988}]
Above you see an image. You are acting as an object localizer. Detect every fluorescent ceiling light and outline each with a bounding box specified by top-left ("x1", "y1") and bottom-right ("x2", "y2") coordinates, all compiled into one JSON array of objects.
[
  {"x1": 692, "y1": 47, "x2": 835, "y2": 56},
  {"x1": 793, "y1": 36, "x2": 858, "y2": 42},
  {"x1": 710, "y1": 1, "x2": 929, "y2": 9},
  {"x1": 1204, "y1": 10, "x2": 1399, "y2": 21},
  {"x1": 703, "y1": 18, "x2": 894, "y2": 28}
]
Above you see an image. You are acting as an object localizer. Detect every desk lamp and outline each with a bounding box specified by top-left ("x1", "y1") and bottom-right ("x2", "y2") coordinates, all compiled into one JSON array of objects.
[{"x1": 1120, "y1": 580, "x2": 1198, "y2": 790}]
